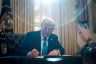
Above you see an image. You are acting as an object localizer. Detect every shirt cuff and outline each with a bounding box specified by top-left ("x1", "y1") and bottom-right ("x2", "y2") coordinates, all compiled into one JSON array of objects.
[{"x1": 56, "y1": 49, "x2": 61, "y2": 56}]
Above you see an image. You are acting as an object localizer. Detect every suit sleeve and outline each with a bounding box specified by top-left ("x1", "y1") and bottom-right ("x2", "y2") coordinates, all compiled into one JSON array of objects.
[
  {"x1": 16, "y1": 32, "x2": 31, "y2": 56},
  {"x1": 54, "y1": 35, "x2": 65, "y2": 55}
]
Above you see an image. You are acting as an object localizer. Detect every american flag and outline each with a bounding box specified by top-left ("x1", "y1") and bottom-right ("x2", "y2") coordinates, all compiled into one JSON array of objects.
[
  {"x1": 0, "y1": 0, "x2": 13, "y2": 34},
  {"x1": 76, "y1": 0, "x2": 89, "y2": 29},
  {"x1": 0, "y1": 0, "x2": 12, "y2": 19}
]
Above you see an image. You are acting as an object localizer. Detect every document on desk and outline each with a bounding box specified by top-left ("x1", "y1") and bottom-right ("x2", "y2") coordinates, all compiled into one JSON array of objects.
[
  {"x1": 62, "y1": 55, "x2": 72, "y2": 56},
  {"x1": 35, "y1": 55, "x2": 72, "y2": 58},
  {"x1": 35, "y1": 56, "x2": 44, "y2": 58}
]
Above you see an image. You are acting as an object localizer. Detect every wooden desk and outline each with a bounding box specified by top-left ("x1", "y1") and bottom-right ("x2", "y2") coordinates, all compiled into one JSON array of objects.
[{"x1": 0, "y1": 56, "x2": 83, "y2": 64}]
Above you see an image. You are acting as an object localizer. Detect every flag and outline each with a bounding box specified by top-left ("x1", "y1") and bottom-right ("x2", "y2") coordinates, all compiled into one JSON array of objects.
[
  {"x1": 0, "y1": 0, "x2": 13, "y2": 34},
  {"x1": 76, "y1": 0, "x2": 89, "y2": 29},
  {"x1": 0, "y1": 0, "x2": 12, "y2": 19},
  {"x1": 76, "y1": 0, "x2": 91, "y2": 48}
]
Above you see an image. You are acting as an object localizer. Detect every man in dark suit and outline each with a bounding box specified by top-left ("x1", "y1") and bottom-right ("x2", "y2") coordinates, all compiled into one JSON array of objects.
[{"x1": 18, "y1": 18, "x2": 64, "y2": 57}]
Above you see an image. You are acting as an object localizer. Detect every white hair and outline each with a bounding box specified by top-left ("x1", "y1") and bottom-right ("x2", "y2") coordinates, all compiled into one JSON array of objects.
[{"x1": 41, "y1": 18, "x2": 55, "y2": 28}]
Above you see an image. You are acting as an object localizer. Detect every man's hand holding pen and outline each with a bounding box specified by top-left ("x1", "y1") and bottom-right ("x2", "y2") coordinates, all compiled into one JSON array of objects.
[{"x1": 27, "y1": 49, "x2": 39, "y2": 57}]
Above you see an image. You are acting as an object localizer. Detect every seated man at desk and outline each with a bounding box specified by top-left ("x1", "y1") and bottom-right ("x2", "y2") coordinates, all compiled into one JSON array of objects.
[{"x1": 18, "y1": 18, "x2": 65, "y2": 57}]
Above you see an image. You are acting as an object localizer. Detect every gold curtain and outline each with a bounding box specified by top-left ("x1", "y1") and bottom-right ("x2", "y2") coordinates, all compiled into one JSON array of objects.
[
  {"x1": 11, "y1": 0, "x2": 34, "y2": 34},
  {"x1": 51, "y1": 0, "x2": 79, "y2": 55},
  {"x1": 10, "y1": 0, "x2": 79, "y2": 55}
]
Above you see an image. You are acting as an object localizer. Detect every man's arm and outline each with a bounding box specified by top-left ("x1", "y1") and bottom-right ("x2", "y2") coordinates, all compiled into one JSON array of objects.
[
  {"x1": 48, "y1": 34, "x2": 65, "y2": 56},
  {"x1": 16, "y1": 32, "x2": 31, "y2": 56},
  {"x1": 55, "y1": 35, "x2": 65, "y2": 55},
  {"x1": 54, "y1": 35, "x2": 65, "y2": 55}
]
